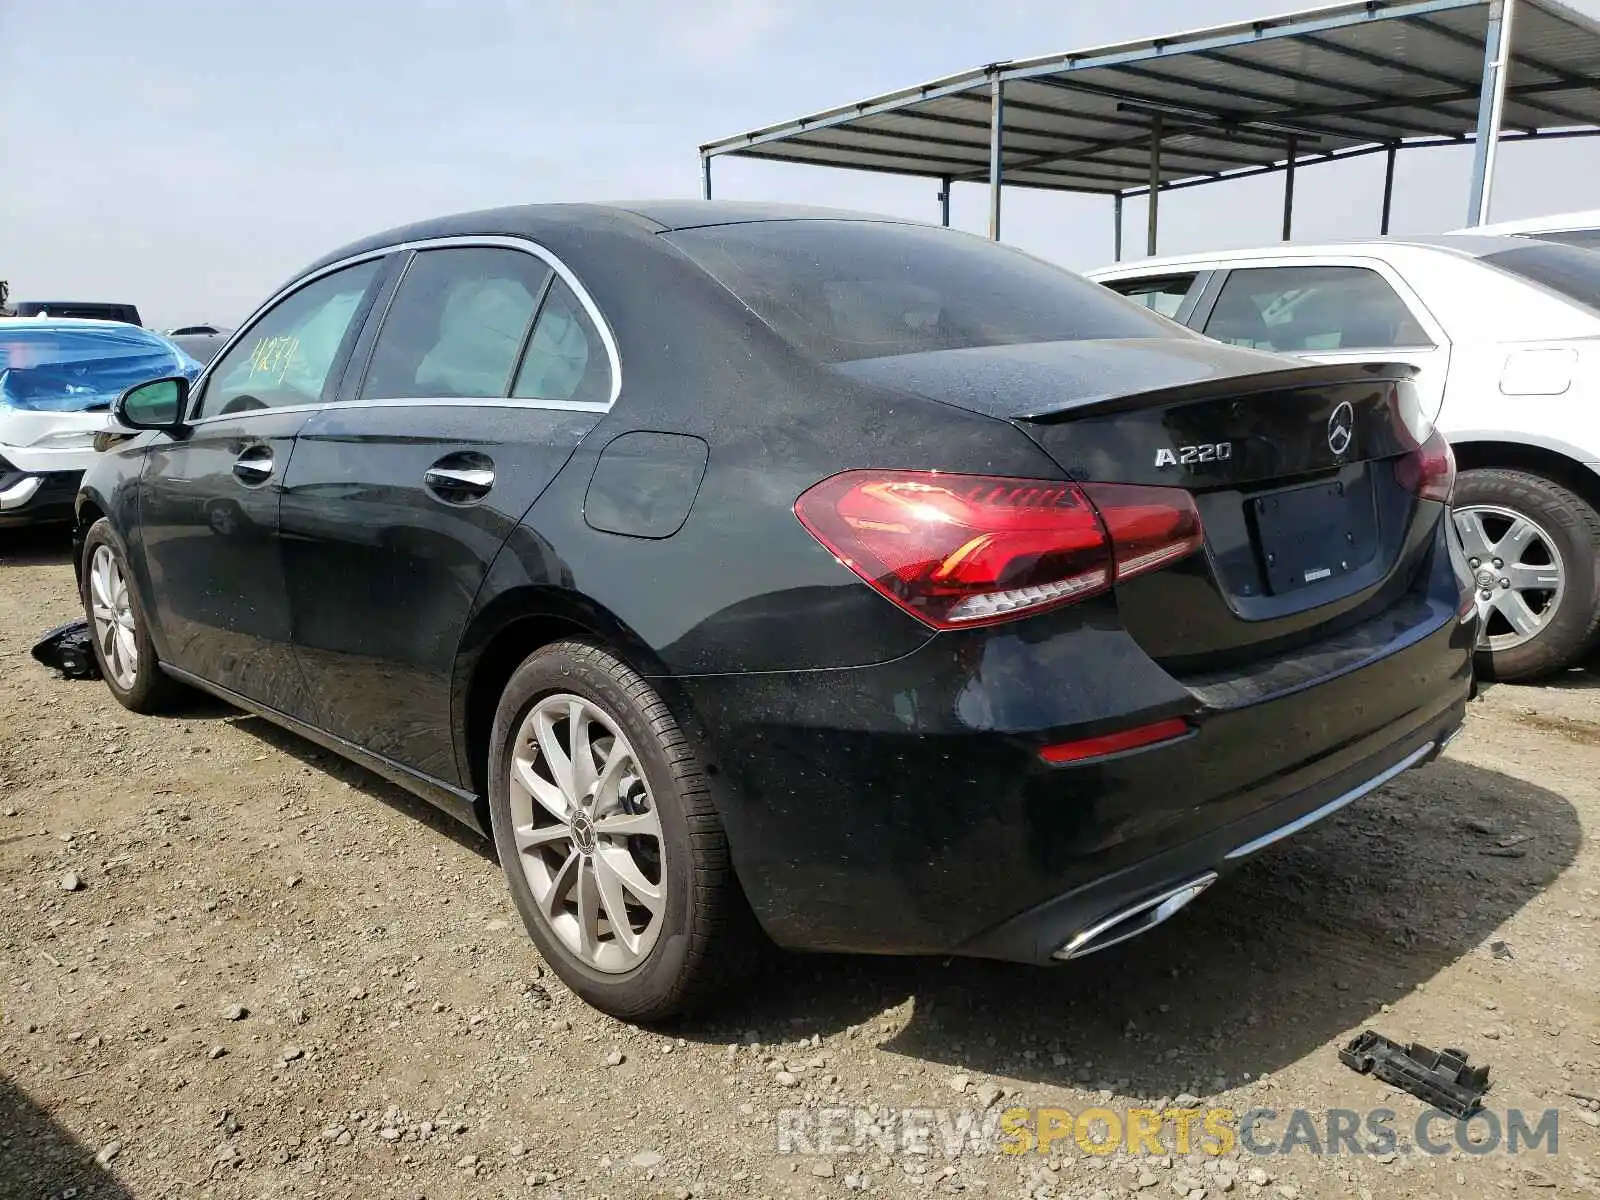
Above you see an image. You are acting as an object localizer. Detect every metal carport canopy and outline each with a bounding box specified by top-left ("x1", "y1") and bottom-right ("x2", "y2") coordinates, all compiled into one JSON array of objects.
[{"x1": 698, "y1": 0, "x2": 1600, "y2": 257}]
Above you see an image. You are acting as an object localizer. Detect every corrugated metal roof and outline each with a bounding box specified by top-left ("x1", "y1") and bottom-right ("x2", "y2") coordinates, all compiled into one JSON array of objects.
[{"x1": 701, "y1": 0, "x2": 1600, "y2": 196}]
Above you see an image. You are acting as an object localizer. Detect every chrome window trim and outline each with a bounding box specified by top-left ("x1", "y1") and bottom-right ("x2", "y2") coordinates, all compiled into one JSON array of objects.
[
  {"x1": 186, "y1": 234, "x2": 622, "y2": 425},
  {"x1": 185, "y1": 396, "x2": 610, "y2": 428}
]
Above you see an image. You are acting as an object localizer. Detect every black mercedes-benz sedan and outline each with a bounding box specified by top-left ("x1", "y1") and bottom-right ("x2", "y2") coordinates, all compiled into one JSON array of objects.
[{"x1": 75, "y1": 202, "x2": 1477, "y2": 1020}]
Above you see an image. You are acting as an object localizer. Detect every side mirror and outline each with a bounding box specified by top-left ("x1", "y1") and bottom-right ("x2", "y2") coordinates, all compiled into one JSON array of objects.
[{"x1": 114, "y1": 376, "x2": 190, "y2": 433}]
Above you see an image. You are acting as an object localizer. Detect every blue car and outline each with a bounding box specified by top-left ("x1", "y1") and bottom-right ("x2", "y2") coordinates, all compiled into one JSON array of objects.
[{"x1": 0, "y1": 318, "x2": 202, "y2": 526}]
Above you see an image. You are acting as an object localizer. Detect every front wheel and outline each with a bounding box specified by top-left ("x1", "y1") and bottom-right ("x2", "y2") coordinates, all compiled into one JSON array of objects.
[
  {"x1": 80, "y1": 518, "x2": 185, "y2": 713},
  {"x1": 1452, "y1": 468, "x2": 1600, "y2": 681},
  {"x1": 487, "y1": 641, "x2": 747, "y2": 1021}
]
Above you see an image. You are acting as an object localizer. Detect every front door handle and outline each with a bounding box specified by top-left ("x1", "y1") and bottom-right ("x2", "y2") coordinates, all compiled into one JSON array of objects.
[
  {"x1": 424, "y1": 453, "x2": 495, "y2": 503},
  {"x1": 232, "y1": 446, "x2": 274, "y2": 485}
]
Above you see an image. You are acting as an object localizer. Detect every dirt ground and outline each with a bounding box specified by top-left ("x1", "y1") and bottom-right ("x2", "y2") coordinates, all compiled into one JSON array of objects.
[{"x1": 2, "y1": 526, "x2": 1597, "y2": 1200}]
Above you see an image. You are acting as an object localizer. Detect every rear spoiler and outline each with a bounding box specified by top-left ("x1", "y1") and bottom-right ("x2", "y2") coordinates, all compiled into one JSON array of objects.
[{"x1": 1017, "y1": 360, "x2": 1418, "y2": 424}]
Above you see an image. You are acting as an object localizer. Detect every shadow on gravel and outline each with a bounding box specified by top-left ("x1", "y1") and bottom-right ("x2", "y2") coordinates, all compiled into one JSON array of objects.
[
  {"x1": 227, "y1": 713, "x2": 496, "y2": 862},
  {"x1": 0, "y1": 526, "x2": 74, "y2": 568},
  {"x1": 0, "y1": 1076, "x2": 135, "y2": 1199},
  {"x1": 684, "y1": 757, "x2": 1581, "y2": 1100},
  {"x1": 1540, "y1": 660, "x2": 1600, "y2": 690}
]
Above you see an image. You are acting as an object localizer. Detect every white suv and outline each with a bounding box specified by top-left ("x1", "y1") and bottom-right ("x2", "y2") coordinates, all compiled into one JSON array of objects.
[{"x1": 1089, "y1": 236, "x2": 1600, "y2": 681}]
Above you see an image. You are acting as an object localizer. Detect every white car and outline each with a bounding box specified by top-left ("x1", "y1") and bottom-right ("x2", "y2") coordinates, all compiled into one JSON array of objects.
[
  {"x1": 1089, "y1": 236, "x2": 1600, "y2": 681},
  {"x1": 0, "y1": 318, "x2": 201, "y2": 527},
  {"x1": 1458, "y1": 209, "x2": 1600, "y2": 253}
]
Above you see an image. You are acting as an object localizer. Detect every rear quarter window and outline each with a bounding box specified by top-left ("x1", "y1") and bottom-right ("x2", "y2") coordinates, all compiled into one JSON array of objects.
[{"x1": 663, "y1": 220, "x2": 1178, "y2": 363}]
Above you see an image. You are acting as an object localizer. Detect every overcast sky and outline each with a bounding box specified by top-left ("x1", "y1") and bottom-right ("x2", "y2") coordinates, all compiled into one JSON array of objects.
[{"x1": 4, "y1": 0, "x2": 1600, "y2": 328}]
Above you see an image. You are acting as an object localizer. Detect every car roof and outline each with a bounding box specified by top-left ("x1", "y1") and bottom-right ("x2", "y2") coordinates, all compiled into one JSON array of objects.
[
  {"x1": 1454, "y1": 209, "x2": 1600, "y2": 236},
  {"x1": 302, "y1": 200, "x2": 921, "y2": 277},
  {"x1": 1086, "y1": 233, "x2": 1530, "y2": 277},
  {"x1": 0, "y1": 316, "x2": 149, "y2": 331},
  {"x1": 12, "y1": 301, "x2": 138, "y2": 308}
]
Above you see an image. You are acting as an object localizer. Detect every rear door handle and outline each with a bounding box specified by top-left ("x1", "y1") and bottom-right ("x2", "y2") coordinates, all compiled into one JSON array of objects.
[
  {"x1": 424, "y1": 453, "x2": 495, "y2": 503},
  {"x1": 232, "y1": 446, "x2": 274, "y2": 484}
]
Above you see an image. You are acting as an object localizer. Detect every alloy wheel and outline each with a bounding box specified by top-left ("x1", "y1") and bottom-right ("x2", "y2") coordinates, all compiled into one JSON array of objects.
[
  {"x1": 88, "y1": 544, "x2": 139, "y2": 690},
  {"x1": 507, "y1": 694, "x2": 666, "y2": 973},
  {"x1": 1452, "y1": 504, "x2": 1566, "y2": 653}
]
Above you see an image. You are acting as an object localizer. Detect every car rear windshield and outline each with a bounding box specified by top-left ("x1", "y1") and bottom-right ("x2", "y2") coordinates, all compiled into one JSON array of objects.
[
  {"x1": 1483, "y1": 242, "x2": 1600, "y2": 313},
  {"x1": 663, "y1": 220, "x2": 1177, "y2": 363},
  {"x1": 1530, "y1": 229, "x2": 1600, "y2": 252}
]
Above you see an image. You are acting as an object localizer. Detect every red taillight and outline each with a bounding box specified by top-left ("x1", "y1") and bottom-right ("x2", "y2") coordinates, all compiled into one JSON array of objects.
[
  {"x1": 1039, "y1": 717, "x2": 1192, "y2": 764},
  {"x1": 1386, "y1": 382, "x2": 1456, "y2": 504},
  {"x1": 1395, "y1": 427, "x2": 1456, "y2": 503},
  {"x1": 1082, "y1": 483, "x2": 1204, "y2": 580},
  {"x1": 793, "y1": 470, "x2": 1204, "y2": 630}
]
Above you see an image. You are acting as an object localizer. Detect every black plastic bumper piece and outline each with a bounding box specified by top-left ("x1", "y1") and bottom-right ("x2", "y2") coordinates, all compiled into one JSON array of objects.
[
  {"x1": 1339, "y1": 1031, "x2": 1490, "y2": 1119},
  {"x1": 32, "y1": 618, "x2": 101, "y2": 681}
]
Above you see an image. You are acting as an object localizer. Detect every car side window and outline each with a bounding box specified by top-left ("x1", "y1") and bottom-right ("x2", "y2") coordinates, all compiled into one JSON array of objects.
[
  {"x1": 1202, "y1": 265, "x2": 1431, "y2": 353},
  {"x1": 360, "y1": 248, "x2": 554, "y2": 400},
  {"x1": 1103, "y1": 275, "x2": 1196, "y2": 319},
  {"x1": 511, "y1": 277, "x2": 612, "y2": 404},
  {"x1": 199, "y1": 260, "x2": 382, "y2": 417}
]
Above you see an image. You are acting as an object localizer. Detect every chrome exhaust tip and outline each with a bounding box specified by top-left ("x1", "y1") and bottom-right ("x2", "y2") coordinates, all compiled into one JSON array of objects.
[{"x1": 1051, "y1": 872, "x2": 1218, "y2": 961}]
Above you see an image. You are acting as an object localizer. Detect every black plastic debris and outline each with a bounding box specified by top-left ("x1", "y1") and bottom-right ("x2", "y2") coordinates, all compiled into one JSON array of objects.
[
  {"x1": 31, "y1": 619, "x2": 101, "y2": 681},
  {"x1": 1339, "y1": 1031, "x2": 1490, "y2": 1118}
]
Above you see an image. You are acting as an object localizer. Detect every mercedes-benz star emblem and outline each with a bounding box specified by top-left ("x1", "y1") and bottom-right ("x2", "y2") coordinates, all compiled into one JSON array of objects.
[{"x1": 1327, "y1": 400, "x2": 1355, "y2": 457}]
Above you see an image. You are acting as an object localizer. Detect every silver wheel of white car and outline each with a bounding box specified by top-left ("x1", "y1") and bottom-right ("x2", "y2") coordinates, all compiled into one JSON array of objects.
[
  {"x1": 1452, "y1": 504, "x2": 1565, "y2": 653},
  {"x1": 88, "y1": 543, "x2": 139, "y2": 690},
  {"x1": 507, "y1": 693, "x2": 666, "y2": 974},
  {"x1": 1451, "y1": 469, "x2": 1600, "y2": 682}
]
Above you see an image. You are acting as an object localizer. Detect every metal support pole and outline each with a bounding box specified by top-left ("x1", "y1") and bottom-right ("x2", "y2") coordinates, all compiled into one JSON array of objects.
[
  {"x1": 1282, "y1": 135, "x2": 1297, "y2": 241},
  {"x1": 988, "y1": 76, "x2": 1005, "y2": 241},
  {"x1": 1113, "y1": 192, "x2": 1124, "y2": 263},
  {"x1": 701, "y1": 155, "x2": 712, "y2": 200},
  {"x1": 1467, "y1": 0, "x2": 1517, "y2": 225},
  {"x1": 1147, "y1": 113, "x2": 1162, "y2": 257},
  {"x1": 1380, "y1": 144, "x2": 1397, "y2": 234},
  {"x1": 939, "y1": 177, "x2": 951, "y2": 227}
]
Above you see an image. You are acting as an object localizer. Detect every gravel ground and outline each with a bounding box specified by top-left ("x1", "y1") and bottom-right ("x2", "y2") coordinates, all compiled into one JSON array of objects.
[{"x1": 2, "y1": 527, "x2": 1597, "y2": 1200}]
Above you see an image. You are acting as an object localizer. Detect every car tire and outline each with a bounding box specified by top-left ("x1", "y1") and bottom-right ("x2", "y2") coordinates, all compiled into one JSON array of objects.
[
  {"x1": 1452, "y1": 468, "x2": 1600, "y2": 682},
  {"x1": 80, "y1": 518, "x2": 186, "y2": 713},
  {"x1": 487, "y1": 640, "x2": 747, "y2": 1021}
]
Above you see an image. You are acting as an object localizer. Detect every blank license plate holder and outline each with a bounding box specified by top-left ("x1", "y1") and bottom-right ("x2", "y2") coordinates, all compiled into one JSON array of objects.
[{"x1": 1253, "y1": 475, "x2": 1377, "y2": 595}]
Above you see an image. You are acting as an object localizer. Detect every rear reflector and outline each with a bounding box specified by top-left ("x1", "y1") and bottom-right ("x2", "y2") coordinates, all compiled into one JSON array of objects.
[
  {"x1": 1039, "y1": 717, "x2": 1192, "y2": 764},
  {"x1": 794, "y1": 471, "x2": 1203, "y2": 629}
]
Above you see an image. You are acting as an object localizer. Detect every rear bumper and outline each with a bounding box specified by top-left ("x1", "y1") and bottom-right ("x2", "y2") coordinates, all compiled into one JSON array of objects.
[
  {"x1": 956, "y1": 709, "x2": 1462, "y2": 963},
  {"x1": 679, "y1": 560, "x2": 1476, "y2": 959}
]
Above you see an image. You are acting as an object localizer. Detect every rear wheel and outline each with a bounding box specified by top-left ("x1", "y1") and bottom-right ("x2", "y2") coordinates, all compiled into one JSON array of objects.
[
  {"x1": 487, "y1": 640, "x2": 745, "y2": 1021},
  {"x1": 1452, "y1": 468, "x2": 1600, "y2": 681},
  {"x1": 80, "y1": 518, "x2": 185, "y2": 713}
]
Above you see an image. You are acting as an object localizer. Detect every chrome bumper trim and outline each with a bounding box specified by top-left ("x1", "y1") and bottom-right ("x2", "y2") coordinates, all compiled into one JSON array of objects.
[
  {"x1": 1224, "y1": 740, "x2": 1436, "y2": 861},
  {"x1": 0, "y1": 475, "x2": 43, "y2": 511}
]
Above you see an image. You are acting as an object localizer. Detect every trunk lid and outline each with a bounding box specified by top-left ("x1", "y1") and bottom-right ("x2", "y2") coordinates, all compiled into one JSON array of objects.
[{"x1": 835, "y1": 339, "x2": 1438, "y2": 672}]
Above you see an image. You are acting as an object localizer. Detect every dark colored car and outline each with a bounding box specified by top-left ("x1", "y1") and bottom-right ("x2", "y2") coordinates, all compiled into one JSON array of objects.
[
  {"x1": 75, "y1": 202, "x2": 1477, "y2": 1020},
  {"x1": 169, "y1": 331, "x2": 231, "y2": 365},
  {"x1": 13, "y1": 301, "x2": 143, "y2": 325}
]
